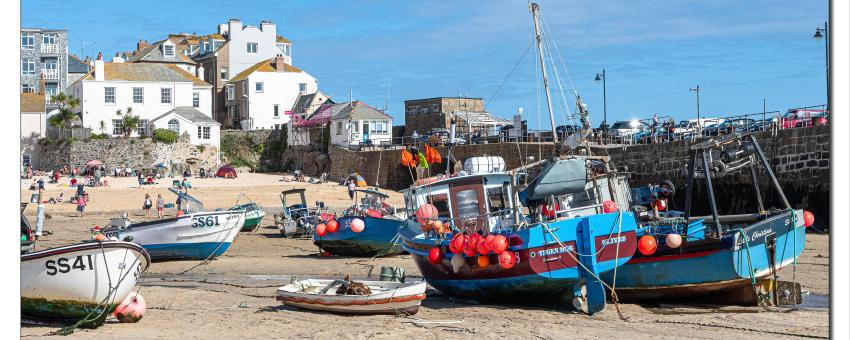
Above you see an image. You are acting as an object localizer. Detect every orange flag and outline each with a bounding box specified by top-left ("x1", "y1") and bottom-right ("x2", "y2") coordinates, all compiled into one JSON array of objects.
[
  {"x1": 401, "y1": 149, "x2": 415, "y2": 168},
  {"x1": 425, "y1": 145, "x2": 442, "y2": 164}
]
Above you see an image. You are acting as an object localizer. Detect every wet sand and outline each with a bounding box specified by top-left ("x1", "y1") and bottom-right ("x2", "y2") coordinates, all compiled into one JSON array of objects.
[{"x1": 20, "y1": 174, "x2": 829, "y2": 339}]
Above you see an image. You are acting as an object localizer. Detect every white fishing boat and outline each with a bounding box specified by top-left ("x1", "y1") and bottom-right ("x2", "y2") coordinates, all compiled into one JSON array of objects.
[
  {"x1": 21, "y1": 241, "x2": 150, "y2": 328},
  {"x1": 102, "y1": 189, "x2": 246, "y2": 260},
  {"x1": 276, "y1": 279, "x2": 427, "y2": 315}
]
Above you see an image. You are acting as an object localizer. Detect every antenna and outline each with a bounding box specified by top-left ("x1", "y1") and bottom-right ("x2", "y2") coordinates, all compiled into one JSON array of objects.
[{"x1": 385, "y1": 82, "x2": 390, "y2": 112}]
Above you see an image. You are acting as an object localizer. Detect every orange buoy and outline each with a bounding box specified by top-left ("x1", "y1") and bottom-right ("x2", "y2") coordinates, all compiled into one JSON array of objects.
[
  {"x1": 803, "y1": 211, "x2": 815, "y2": 227},
  {"x1": 428, "y1": 247, "x2": 443, "y2": 264},
  {"x1": 176, "y1": 210, "x2": 184, "y2": 217},
  {"x1": 477, "y1": 255, "x2": 490, "y2": 267},
  {"x1": 638, "y1": 235, "x2": 657, "y2": 256},
  {"x1": 498, "y1": 251, "x2": 516, "y2": 269},
  {"x1": 316, "y1": 223, "x2": 327, "y2": 237},
  {"x1": 431, "y1": 220, "x2": 444, "y2": 234},
  {"x1": 95, "y1": 234, "x2": 106, "y2": 241},
  {"x1": 327, "y1": 220, "x2": 339, "y2": 233}
]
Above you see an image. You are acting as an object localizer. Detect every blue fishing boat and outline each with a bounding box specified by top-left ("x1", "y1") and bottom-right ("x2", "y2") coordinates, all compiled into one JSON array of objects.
[
  {"x1": 314, "y1": 190, "x2": 405, "y2": 257},
  {"x1": 600, "y1": 133, "x2": 810, "y2": 306},
  {"x1": 400, "y1": 155, "x2": 639, "y2": 315}
]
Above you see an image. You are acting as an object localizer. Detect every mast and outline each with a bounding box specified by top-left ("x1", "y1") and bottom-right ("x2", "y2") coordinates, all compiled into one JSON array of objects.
[{"x1": 530, "y1": 2, "x2": 559, "y2": 146}]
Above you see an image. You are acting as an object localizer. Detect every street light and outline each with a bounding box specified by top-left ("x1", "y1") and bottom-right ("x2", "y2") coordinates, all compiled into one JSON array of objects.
[
  {"x1": 690, "y1": 85, "x2": 701, "y2": 136},
  {"x1": 594, "y1": 69, "x2": 607, "y2": 129},
  {"x1": 814, "y1": 22, "x2": 829, "y2": 114}
]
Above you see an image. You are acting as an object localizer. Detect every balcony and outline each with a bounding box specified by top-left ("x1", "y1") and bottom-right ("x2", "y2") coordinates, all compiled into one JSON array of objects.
[
  {"x1": 41, "y1": 68, "x2": 59, "y2": 80},
  {"x1": 41, "y1": 44, "x2": 60, "y2": 54}
]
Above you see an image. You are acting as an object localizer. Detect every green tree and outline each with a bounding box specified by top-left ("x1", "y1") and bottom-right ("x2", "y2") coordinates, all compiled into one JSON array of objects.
[
  {"x1": 47, "y1": 92, "x2": 80, "y2": 129},
  {"x1": 115, "y1": 107, "x2": 141, "y2": 138}
]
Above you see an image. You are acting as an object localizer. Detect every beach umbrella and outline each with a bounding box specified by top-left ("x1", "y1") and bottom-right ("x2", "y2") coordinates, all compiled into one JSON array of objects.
[
  {"x1": 86, "y1": 160, "x2": 103, "y2": 166},
  {"x1": 216, "y1": 165, "x2": 238, "y2": 178},
  {"x1": 348, "y1": 173, "x2": 367, "y2": 187}
]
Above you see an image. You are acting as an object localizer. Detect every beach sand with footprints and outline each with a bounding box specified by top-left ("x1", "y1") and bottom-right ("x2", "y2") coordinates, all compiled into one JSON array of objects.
[{"x1": 20, "y1": 173, "x2": 829, "y2": 339}]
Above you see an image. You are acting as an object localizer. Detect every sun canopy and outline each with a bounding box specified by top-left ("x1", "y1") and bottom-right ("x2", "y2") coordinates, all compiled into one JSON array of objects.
[
  {"x1": 348, "y1": 173, "x2": 367, "y2": 187},
  {"x1": 216, "y1": 165, "x2": 237, "y2": 178}
]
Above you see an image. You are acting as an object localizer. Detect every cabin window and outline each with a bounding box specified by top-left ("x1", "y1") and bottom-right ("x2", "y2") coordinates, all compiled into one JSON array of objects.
[
  {"x1": 455, "y1": 189, "x2": 480, "y2": 219},
  {"x1": 487, "y1": 187, "x2": 507, "y2": 213},
  {"x1": 429, "y1": 193, "x2": 451, "y2": 219}
]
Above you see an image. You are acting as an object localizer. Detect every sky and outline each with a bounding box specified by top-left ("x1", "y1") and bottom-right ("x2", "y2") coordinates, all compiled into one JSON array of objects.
[{"x1": 22, "y1": 0, "x2": 829, "y2": 129}]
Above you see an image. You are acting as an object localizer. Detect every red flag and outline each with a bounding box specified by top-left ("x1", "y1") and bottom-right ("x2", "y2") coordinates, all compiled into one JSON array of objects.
[
  {"x1": 425, "y1": 145, "x2": 442, "y2": 164},
  {"x1": 401, "y1": 149, "x2": 415, "y2": 168}
]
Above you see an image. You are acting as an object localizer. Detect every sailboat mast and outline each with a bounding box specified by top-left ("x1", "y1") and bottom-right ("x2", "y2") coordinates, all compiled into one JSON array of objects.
[{"x1": 530, "y1": 2, "x2": 559, "y2": 146}]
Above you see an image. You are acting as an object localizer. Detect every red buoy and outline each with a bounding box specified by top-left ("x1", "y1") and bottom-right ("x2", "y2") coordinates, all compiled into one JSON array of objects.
[
  {"x1": 476, "y1": 239, "x2": 490, "y2": 255},
  {"x1": 327, "y1": 220, "x2": 339, "y2": 233},
  {"x1": 655, "y1": 199, "x2": 668, "y2": 211},
  {"x1": 449, "y1": 234, "x2": 466, "y2": 254},
  {"x1": 498, "y1": 251, "x2": 516, "y2": 269},
  {"x1": 462, "y1": 239, "x2": 478, "y2": 257},
  {"x1": 490, "y1": 235, "x2": 508, "y2": 254},
  {"x1": 428, "y1": 247, "x2": 443, "y2": 264},
  {"x1": 638, "y1": 235, "x2": 657, "y2": 256},
  {"x1": 602, "y1": 200, "x2": 618, "y2": 213},
  {"x1": 803, "y1": 211, "x2": 815, "y2": 227},
  {"x1": 316, "y1": 223, "x2": 327, "y2": 237},
  {"x1": 484, "y1": 234, "x2": 495, "y2": 250}
]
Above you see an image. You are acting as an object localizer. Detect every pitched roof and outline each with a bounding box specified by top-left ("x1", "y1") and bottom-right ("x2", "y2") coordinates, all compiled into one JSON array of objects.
[
  {"x1": 20, "y1": 93, "x2": 45, "y2": 113},
  {"x1": 331, "y1": 101, "x2": 392, "y2": 121},
  {"x1": 126, "y1": 39, "x2": 196, "y2": 65},
  {"x1": 68, "y1": 54, "x2": 91, "y2": 74},
  {"x1": 229, "y1": 58, "x2": 303, "y2": 82},
  {"x1": 76, "y1": 63, "x2": 210, "y2": 87},
  {"x1": 276, "y1": 35, "x2": 291, "y2": 43},
  {"x1": 151, "y1": 107, "x2": 219, "y2": 125}
]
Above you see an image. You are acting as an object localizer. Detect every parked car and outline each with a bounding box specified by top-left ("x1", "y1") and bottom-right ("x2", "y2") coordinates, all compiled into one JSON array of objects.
[
  {"x1": 781, "y1": 109, "x2": 828, "y2": 129},
  {"x1": 703, "y1": 118, "x2": 756, "y2": 136},
  {"x1": 673, "y1": 118, "x2": 725, "y2": 135},
  {"x1": 608, "y1": 120, "x2": 647, "y2": 142}
]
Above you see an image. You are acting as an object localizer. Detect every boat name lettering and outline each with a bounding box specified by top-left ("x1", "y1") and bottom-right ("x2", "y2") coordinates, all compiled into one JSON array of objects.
[
  {"x1": 45, "y1": 255, "x2": 94, "y2": 276},
  {"x1": 192, "y1": 216, "x2": 220, "y2": 228},
  {"x1": 601, "y1": 236, "x2": 627, "y2": 246},
  {"x1": 537, "y1": 245, "x2": 573, "y2": 257},
  {"x1": 749, "y1": 229, "x2": 775, "y2": 242}
]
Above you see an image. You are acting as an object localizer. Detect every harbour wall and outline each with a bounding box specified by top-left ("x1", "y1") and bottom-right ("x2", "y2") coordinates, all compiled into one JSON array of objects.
[{"x1": 326, "y1": 126, "x2": 830, "y2": 226}]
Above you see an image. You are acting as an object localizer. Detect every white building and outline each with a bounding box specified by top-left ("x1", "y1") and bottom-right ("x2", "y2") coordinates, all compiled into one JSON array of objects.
[
  {"x1": 216, "y1": 19, "x2": 292, "y2": 76},
  {"x1": 150, "y1": 107, "x2": 221, "y2": 149},
  {"x1": 225, "y1": 55, "x2": 318, "y2": 130},
  {"x1": 68, "y1": 53, "x2": 212, "y2": 141},
  {"x1": 21, "y1": 93, "x2": 46, "y2": 169},
  {"x1": 329, "y1": 101, "x2": 394, "y2": 147}
]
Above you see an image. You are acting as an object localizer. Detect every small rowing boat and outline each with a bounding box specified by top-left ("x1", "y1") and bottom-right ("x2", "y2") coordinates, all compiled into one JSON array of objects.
[
  {"x1": 276, "y1": 278, "x2": 426, "y2": 315},
  {"x1": 21, "y1": 241, "x2": 150, "y2": 328},
  {"x1": 313, "y1": 189, "x2": 405, "y2": 257}
]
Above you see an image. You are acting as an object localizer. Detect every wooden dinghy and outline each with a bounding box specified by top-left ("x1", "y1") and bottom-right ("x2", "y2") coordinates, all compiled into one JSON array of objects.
[{"x1": 276, "y1": 278, "x2": 426, "y2": 315}]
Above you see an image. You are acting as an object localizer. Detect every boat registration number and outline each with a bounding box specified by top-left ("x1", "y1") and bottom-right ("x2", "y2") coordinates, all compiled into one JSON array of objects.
[
  {"x1": 44, "y1": 255, "x2": 144, "y2": 278},
  {"x1": 192, "y1": 216, "x2": 220, "y2": 228}
]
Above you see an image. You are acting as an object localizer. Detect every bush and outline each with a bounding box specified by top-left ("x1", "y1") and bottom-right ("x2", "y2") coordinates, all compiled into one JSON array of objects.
[
  {"x1": 196, "y1": 145, "x2": 206, "y2": 153},
  {"x1": 90, "y1": 133, "x2": 109, "y2": 140},
  {"x1": 153, "y1": 128, "x2": 178, "y2": 143}
]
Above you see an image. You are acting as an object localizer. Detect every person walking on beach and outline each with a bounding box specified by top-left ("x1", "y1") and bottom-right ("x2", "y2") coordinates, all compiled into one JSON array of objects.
[
  {"x1": 26, "y1": 165, "x2": 32, "y2": 179},
  {"x1": 137, "y1": 170, "x2": 144, "y2": 188},
  {"x1": 156, "y1": 194, "x2": 165, "y2": 218},
  {"x1": 347, "y1": 179, "x2": 356, "y2": 201},
  {"x1": 76, "y1": 194, "x2": 87, "y2": 217},
  {"x1": 143, "y1": 194, "x2": 153, "y2": 217},
  {"x1": 94, "y1": 167, "x2": 102, "y2": 187}
]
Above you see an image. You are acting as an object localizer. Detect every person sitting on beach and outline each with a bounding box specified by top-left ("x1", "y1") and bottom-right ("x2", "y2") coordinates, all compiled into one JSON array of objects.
[
  {"x1": 199, "y1": 168, "x2": 206, "y2": 178},
  {"x1": 102, "y1": 179, "x2": 110, "y2": 187},
  {"x1": 70, "y1": 177, "x2": 77, "y2": 186},
  {"x1": 48, "y1": 193, "x2": 64, "y2": 204}
]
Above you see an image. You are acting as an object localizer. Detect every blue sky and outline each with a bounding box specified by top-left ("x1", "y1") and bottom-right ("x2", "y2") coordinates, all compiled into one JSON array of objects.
[{"x1": 23, "y1": 0, "x2": 828, "y2": 129}]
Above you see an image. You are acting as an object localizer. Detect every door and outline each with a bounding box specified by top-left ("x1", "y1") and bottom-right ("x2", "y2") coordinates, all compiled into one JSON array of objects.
[
  {"x1": 362, "y1": 122, "x2": 370, "y2": 143},
  {"x1": 449, "y1": 180, "x2": 488, "y2": 234}
]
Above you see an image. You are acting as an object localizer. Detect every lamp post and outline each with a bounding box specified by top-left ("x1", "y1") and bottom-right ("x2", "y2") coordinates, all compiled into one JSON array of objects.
[
  {"x1": 594, "y1": 69, "x2": 607, "y2": 129},
  {"x1": 690, "y1": 85, "x2": 700, "y2": 136},
  {"x1": 814, "y1": 22, "x2": 829, "y2": 113}
]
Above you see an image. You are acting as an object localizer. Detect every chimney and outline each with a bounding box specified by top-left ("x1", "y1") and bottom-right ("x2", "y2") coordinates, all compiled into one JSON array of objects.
[
  {"x1": 112, "y1": 52, "x2": 124, "y2": 63},
  {"x1": 136, "y1": 39, "x2": 150, "y2": 52},
  {"x1": 260, "y1": 20, "x2": 275, "y2": 32},
  {"x1": 274, "y1": 54, "x2": 285, "y2": 72},
  {"x1": 94, "y1": 52, "x2": 105, "y2": 81},
  {"x1": 197, "y1": 64, "x2": 205, "y2": 81},
  {"x1": 38, "y1": 74, "x2": 45, "y2": 95}
]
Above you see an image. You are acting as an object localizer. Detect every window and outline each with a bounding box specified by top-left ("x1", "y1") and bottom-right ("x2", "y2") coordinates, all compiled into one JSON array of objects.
[
  {"x1": 21, "y1": 84, "x2": 34, "y2": 93},
  {"x1": 203, "y1": 126, "x2": 210, "y2": 139},
  {"x1": 168, "y1": 118, "x2": 180, "y2": 133},
  {"x1": 43, "y1": 33, "x2": 57, "y2": 45},
  {"x1": 429, "y1": 194, "x2": 452, "y2": 218},
  {"x1": 298, "y1": 83, "x2": 307, "y2": 93},
  {"x1": 137, "y1": 119, "x2": 149, "y2": 136},
  {"x1": 211, "y1": 40, "x2": 221, "y2": 51},
  {"x1": 197, "y1": 126, "x2": 202, "y2": 139},
  {"x1": 163, "y1": 44, "x2": 175, "y2": 57},
  {"x1": 255, "y1": 82, "x2": 263, "y2": 93},
  {"x1": 421, "y1": 107, "x2": 430, "y2": 114},
  {"x1": 132, "y1": 87, "x2": 144, "y2": 104},
  {"x1": 189, "y1": 45, "x2": 198, "y2": 54},
  {"x1": 220, "y1": 67, "x2": 228, "y2": 80},
  {"x1": 487, "y1": 187, "x2": 508, "y2": 213},
  {"x1": 336, "y1": 122, "x2": 342, "y2": 135},
  {"x1": 22, "y1": 154, "x2": 31, "y2": 167},
  {"x1": 21, "y1": 33, "x2": 34, "y2": 49},
  {"x1": 226, "y1": 84, "x2": 234, "y2": 100},
  {"x1": 247, "y1": 42, "x2": 258, "y2": 54},
  {"x1": 274, "y1": 124, "x2": 280, "y2": 130},
  {"x1": 352, "y1": 122, "x2": 359, "y2": 132},
  {"x1": 112, "y1": 119, "x2": 124, "y2": 136},
  {"x1": 273, "y1": 104, "x2": 279, "y2": 117},
  {"x1": 432, "y1": 104, "x2": 440, "y2": 113},
  {"x1": 193, "y1": 92, "x2": 200, "y2": 107},
  {"x1": 21, "y1": 59, "x2": 35, "y2": 75},
  {"x1": 455, "y1": 189, "x2": 481, "y2": 219},
  {"x1": 160, "y1": 87, "x2": 172, "y2": 104},
  {"x1": 283, "y1": 44, "x2": 291, "y2": 56},
  {"x1": 104, "y1": 87, "x2": 116, "y2": 104},
  {"x1": 202, "y1": 42, "x2": 209, "y2": 52}
]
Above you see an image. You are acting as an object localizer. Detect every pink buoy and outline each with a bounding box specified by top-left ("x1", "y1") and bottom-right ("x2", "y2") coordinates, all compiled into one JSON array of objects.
[
  {"x1": 415, "y1": 204, "x2": 438, "y2": 226},
  {"x1": 350, "y1": 218, "x2": 365, "y2": 233},
  {"x1": 602, "y1": 200, "x2": 618, "y2": 213},
  {"x1": 114, "y1": 292, "x2": 146, "y2": 323},
  {"x1": 665, "y1": 233, "x2": 682, "y2": 248}
]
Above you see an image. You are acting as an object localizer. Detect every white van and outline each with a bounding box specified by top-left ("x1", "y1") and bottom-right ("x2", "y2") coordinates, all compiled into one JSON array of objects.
[{"x1": 674, "y1": 118, "x2": 726, "y2": 134}]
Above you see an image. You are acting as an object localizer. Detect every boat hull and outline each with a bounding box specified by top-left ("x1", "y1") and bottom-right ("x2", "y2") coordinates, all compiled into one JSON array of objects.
[
  {"x1": 276, "y1": 279, "x2": 426, "y2": 315},
  {"x1": 402, "y1": 212, "x2": 638, "y2": 314},
  {"x1": 601, "y1": 210, "x2": 807, "y2": 305},
  {"x1": 314, "y1": 216, "x2": 404, "y2": 256},
  {"x1": 104, "y1": 211, "x2": 245, "y2": 261},
  {"x1": 241, "y1": 211, "x2": 266, "y2": 231},
  {"x1": 21, "y1": 241, "x2": 150, "y2": 327}
]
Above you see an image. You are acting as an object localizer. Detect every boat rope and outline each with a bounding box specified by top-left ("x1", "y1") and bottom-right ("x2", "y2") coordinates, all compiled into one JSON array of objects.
[
  {"x1": 177, "y1": 214, "x2": 242, "y2": 276},
  {"x1": 650, "y1": 320, "x2": 828, "y2": 339}
]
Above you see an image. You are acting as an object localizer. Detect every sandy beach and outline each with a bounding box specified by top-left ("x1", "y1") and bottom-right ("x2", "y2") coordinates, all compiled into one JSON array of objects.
[{"x1": 20, "y1": 174, "x2": 829, "y2": 339}]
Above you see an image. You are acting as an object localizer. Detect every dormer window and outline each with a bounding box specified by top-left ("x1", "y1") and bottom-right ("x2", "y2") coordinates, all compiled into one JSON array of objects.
[
  {"x1": 163, "y1": 44, "x2": 175, "y2": 57},
  {"x1": 203, "y1": 42, "x2": 209, "y2": 52},
  {"x1": 189, "y1": 45, "x2": 198, "y2": 54},
  {"x1": 247, "y1": 42, "x2": 258, "y2": 54}
]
